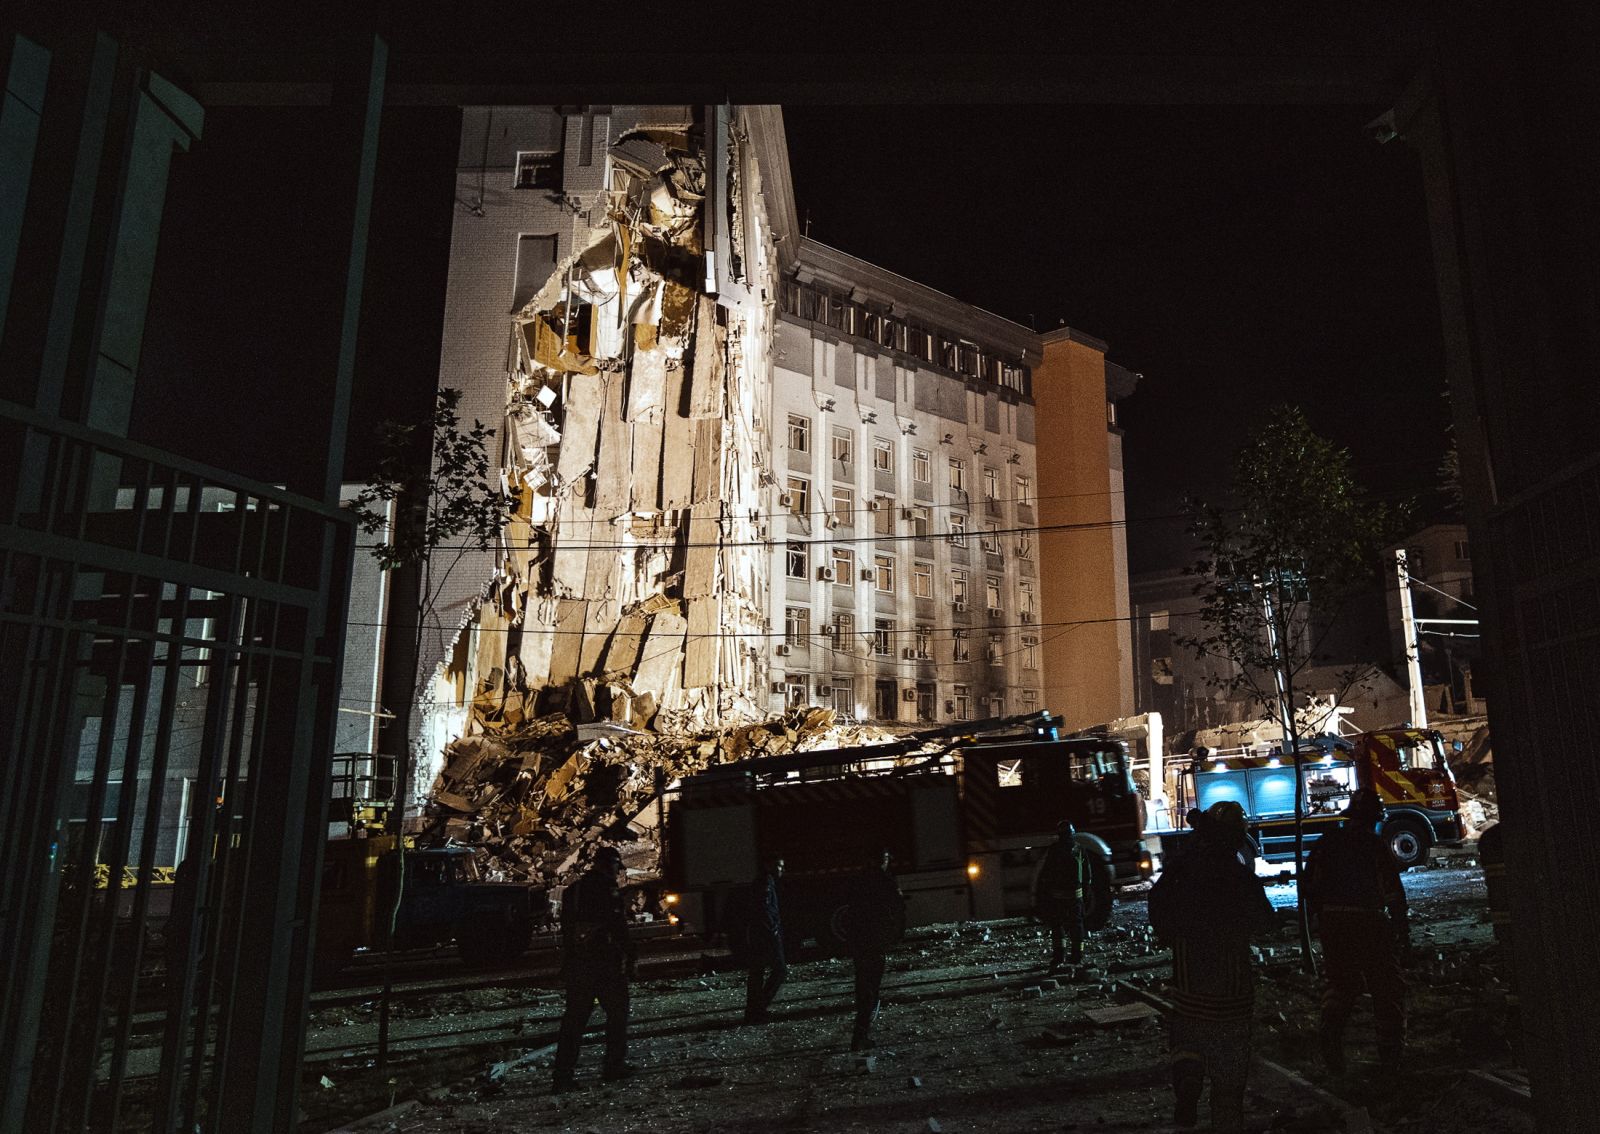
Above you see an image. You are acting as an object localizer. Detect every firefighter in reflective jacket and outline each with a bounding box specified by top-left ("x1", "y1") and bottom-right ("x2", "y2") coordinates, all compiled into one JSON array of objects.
[
  {"x1": 553, "y1": 847, "x2": 636, "y2": 1092},
  {"x1": 1148, "y1": 800, "x2": 1275, "y2": 1132},
  {"x1": 1033, "y1": 821, "x2": 1090, "y2": 973},
  {"x1": 1303, "y1": 789, "x2": 1409, "y2": 1074}
]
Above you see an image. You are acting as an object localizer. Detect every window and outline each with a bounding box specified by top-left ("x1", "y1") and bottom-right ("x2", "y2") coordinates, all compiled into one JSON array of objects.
[
  {"x1": 514, "y1": 150, "x2": 559, "y2": 190},
  {"x1": 873, "y1": 618, "x2": 895, "y2": 656},
  {"x1": 787, "y1": 414, "x2": 810, "y2": 452},
  {"x1": 1022, "y1": 634, "x2": 1039, "y2": 669},
  {"x1": 951, "y1": 570, "x2": 969, "y2": 603},
  {"x1": 953, "y1": 684, "x2": 971, "y2": 720},
  {"x1": 785, "y1": 674, "x2": 809, "y2": 707},
  {"x1": 830, "y1": 546, "x2": 854, "y2": 580},
  {"x1": 1455, "y1": 540, "x2": 1471, "y2": 560},
  {"x1": 986, "y1": 576, "x2": 1003, "y2": 611},
  {"x1": 912, "y1": 448, "x2": 932, "y2": 483},
  {"x1": 832, "y1": 429, "x2": 854, "y2": 464},
  {"x1": 949, "y1": 513, "x2": 968, "y2": 548},
  {"x1": 831, "y1": 677, "x2": 856, "y2": 718},
  {"x1": 785, "y1": 476, "x2": 810, "y2": 515},
  {"x1": 1021, "y1": 689, "x2": 1039, "y2": 715},
  {"x1": 1014, "y1": 473, "x2": 1032, "y2": 504},
  {"x1": 873, "y1": 438, "x2": 894, "y2": 471},
  {"x1": 915, "y1": 625, "x2": 933, "y2": 657},
  {"x1": 831, "y1": 486, "x2": 854, "y2": 526},
  {"x1": 1149, "y1": 609, "x2": 1170, "y2": 631},
  {"x1": 952, "y1": 629, "x2": 971, "y2": 662},
  {"x1": 948, "y1": 458, "x2": 967, "y2": 492},
  {"x1": 1107, "y1": 401, "x2": 1118, "y2": 426},
  {"x1": 786, "y1": 542, "x2": 807, "y2": 578},
  {"x1": 981, "y1": 522, "x2": 1000, "y2": 554},
  {"x1": 910, "y1": 506, "x2": 930, "y2": 539},
  {"x1": 874, "y1": 496, "x2": 894, "y2": 537},
  {"x1": 832, "y1": 612, "x2": 855, "y2": 650},
  {"x1": 1020, "y1": 580, "x2": 1036, "y2": 619},
  {"x1": 874, "y1": 554, "x2": 895, "y2": 592},
  {"x1": 785, "y1": 606, "x2": 810, "y2": 646},
  {"x1": 983, "y1": 466, "x2": 999, "y2": 501},
  {"x1": 988, "y1": 634, "x2": 1006, "y2": 664},
  {"x1": 916, "y1": 683, "x2": 936, "y2": 723},
  {"x1": 1017, "y1": 531, "x2": 1032, "y2": 560},
  {"x1": 912, "y1": 561, "x2": 933, "y2": 598},
  {"x1": 512, "y1": 234, "x2": 558, "y2": 311}
]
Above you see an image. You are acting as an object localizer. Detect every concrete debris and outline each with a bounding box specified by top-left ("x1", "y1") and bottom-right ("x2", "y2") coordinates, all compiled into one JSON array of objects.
[{"x1": 423, "y1": 706, "x2": 904, "y2": 888}]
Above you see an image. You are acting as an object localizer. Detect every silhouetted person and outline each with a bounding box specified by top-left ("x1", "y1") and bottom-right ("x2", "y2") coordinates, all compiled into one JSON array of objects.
[
  {"x1": 1033, "y1": 821, "x2": 1089, "y2": 973},
  {"x1": 743, "y1": 854, "x2": 786, "y2": 1024},
  {"x1": 553, "y1": 847, "x2": 635, "y2": 1092},
  {"x1": 1303, "y1": 789, "x2": 1409, "y2": 1075},
  {"x1": 843, "y1": 848, "x2": 906, "y2": 1050},
  {"x1": 1149, "y1": 800, "x2": 1275, "y2": 1133}
]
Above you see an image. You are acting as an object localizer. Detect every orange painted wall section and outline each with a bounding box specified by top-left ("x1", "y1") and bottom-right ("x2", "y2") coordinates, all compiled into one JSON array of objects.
[{"x1": 1032, "y1": 334, "x2": 1131, "y2": 728}]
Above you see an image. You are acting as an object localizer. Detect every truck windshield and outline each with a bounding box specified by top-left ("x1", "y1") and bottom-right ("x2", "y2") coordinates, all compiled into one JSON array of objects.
[
  {"x1": 1069, "y1": 748, "x2": 1129, "y2": 794},
  {"x1": 1393, "y1": 736, "x2": 1445, "y2": 772}
]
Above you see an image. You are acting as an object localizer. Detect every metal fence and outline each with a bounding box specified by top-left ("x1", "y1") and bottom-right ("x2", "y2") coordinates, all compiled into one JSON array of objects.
[{"x1": 0, "y1": 399, "x2": 354, "y2": 1131}]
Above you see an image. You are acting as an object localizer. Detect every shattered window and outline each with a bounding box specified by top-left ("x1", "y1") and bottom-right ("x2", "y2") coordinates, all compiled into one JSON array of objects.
[
  {"x1": 1020, "y1": 580, "x2": 1036, "y2": 618},
  {"x1": 1015, "y1": 473, "x2": 1031, "y2": 504},
  {"x1": 830, "y1": 486, "x2": 853, "y2": 526},
  {"x1": 912, "y1": 561, "x2": 933, "y2": 599},
  {"x1": 1022, "y1": 635, "x2": 1039, "y2": 669},
  {"x1": 910, "y1": 507, "x2": 930, "y2": 539},
  {"x1": 874, "y1": 497, "x2": 894, "y2": 537},
  {"x1": 785, "y1": 607, "x2": 810, "y2": 646},
  {"x1": 785, "y1": 674, "x2": 809, "y2": 707},
  {"x1": 1021, "y1": 689, "x2": 1039, "y2": 714},
  {"x1": 986, "y1": 576, "x2": 1002, "y2": 610},
  {"x1": 1017, "y1": 532, "x2": 1033, "y2": 560},
  {"x1": 952, "y1": 629, "x2": 970, "y2": 662},
  {"x1": 983, "y1": 467, "x2": 999, "y2": 500},
  {"x1": 832, "y1": 612, "x2": 854, "y2": 648},
  {"x1": 953, "y1": 684, "x2": 972, "y2": 720},
  {"x1": 830, "y1": 546, "x2": 854, "y2": 580},
  {"x1": 514, "y1": 150, "x2": 559, "y2": 190},
  {"x1": 873, "y1": 618, "x2": 894, "y2": 656},
  {"x1": 949, "y1": 513, "x2": 967, "y2": 547},
  {"x1": 832, "y1": 429, "x2": 854, "y2": 464},
  {"x1": 874, "y1": 554, "x2": 895, "y2": 592},
  {"x1": 912, "y1": 449, "x2": 931, "y2": 483},
  {"x1": 988, "y1": 635, "x2": 1006, "y2": 664},
  {"x1": 951, "y1": 570, "x2": 969, "y2": 602},
  {"x1": 785, "y1": 476, "x2": 809, "y2": 515},
  {"x1": 787, "y1": 414, "x2": 810, "y2": 452},
  {"x1": 982, "y1": 523, "x2": 1000, "y2": 555},
  {"x1": 948, "y1": 458, "x2": 966, "y2": 492},
  {"x1": 917, "y1": 684, "x2": 936, "y2": 722},
  {"x1": 873, "y1": 438, "x2": 894, "y2": 471},
  {"x1": 786, "y1": 542, "x2": 807, "y2": 579},
  {"x1": 915, "y1": 626, "x2": 933, "y2": 657},
  {"x1": 831, "y1": 678, "x2": 856, "y2": 718}
]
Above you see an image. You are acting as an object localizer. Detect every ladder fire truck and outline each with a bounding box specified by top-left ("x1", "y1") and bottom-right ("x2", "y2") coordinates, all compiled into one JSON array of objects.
[
  {"x1": 659, "y1": 712, "x2": 1159, "y2": 952},
  {"x1": 1161, "y1": 728, "x2": 1465, "y2": 870}
]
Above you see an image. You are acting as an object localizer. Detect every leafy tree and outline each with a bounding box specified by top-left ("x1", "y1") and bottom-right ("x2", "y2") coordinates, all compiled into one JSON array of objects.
[
  {"x1": 349, "y1": 386, "x2": 514, "y2": 1062},
  {"x1": 1179, "y1": 405, "x2": 1407, "y2": 966}
]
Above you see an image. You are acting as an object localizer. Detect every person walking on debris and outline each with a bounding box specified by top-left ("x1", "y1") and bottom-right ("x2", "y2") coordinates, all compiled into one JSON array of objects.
[
  {"x1": 1303, "y1": 788, "x2": 1409, "y2": 1075},
  {"x1": 553, "y1": 846, "x2": 636, "y2": 1093},
  {"x1": 843, "y1": 848, "x2": 906, "y2": 1051},
  {"x1": 1033, "y1": 821, "x2": 1090, "y2": 974},
  {"x1": 1148, "y1": 800, "x2": 1275, "y2": 1133},
  {"x1": 743, "y1": 854, "x2": 786, "y2": 1024}
]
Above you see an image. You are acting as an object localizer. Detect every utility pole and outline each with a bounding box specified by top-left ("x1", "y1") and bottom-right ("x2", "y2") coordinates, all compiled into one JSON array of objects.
[{"x1": 1395, "y1": 549, "x2": 1428, "y2": 729}]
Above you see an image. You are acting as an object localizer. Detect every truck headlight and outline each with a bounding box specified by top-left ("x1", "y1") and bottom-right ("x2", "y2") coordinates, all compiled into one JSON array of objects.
[
  {"x1": 967, "y1": 862, "x2": 981, "y2": 878},
  {"x1": 664, "y1": 893, "x2": 680, "y2": 905}
]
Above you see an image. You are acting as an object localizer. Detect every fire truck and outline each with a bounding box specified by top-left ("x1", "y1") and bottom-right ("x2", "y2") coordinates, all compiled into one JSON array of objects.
[
  {"x1": 1162, "y1": 728, "x2": 1465, "y2": 870},
  {"x1": 659, "y1": 712, "x2": 1159, "y2": 952}
]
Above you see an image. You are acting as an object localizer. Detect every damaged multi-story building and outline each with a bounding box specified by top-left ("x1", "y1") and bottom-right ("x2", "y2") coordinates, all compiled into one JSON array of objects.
[{"x1": 418, "y1": 103, "x2": 1138, "y2": 800}]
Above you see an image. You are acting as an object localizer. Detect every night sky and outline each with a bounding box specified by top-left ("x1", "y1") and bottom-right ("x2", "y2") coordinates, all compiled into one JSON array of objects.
[{"x1": 135, "y1": 101, "x2": 1450, "y2": 576}]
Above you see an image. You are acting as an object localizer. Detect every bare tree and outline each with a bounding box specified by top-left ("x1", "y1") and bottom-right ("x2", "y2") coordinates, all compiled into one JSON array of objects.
[{"x1": 1178, "y1": 405, "x2": 1406, "y2": 966}]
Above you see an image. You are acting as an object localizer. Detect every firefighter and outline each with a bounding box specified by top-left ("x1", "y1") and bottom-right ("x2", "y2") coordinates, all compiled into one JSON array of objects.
[
  {"x1": 1033, "y1": 821, "x2": 1089, "y2": 973},
  {"x1": 843, "y1": 848, "x2": 906, "y2": 1051},
  {"x1": 743, "y1": 854, "x2": 786, "y2": 1024},
  {"x1": 552, "y1": 846, "x2": 635, "y2": 1093},
  {"x1": 1303, "y1": 789, "x2": 1408, "y2": 1075},
  {"x1": 1148, "y1": 800, "x2": 1275, "y2": 1133}
]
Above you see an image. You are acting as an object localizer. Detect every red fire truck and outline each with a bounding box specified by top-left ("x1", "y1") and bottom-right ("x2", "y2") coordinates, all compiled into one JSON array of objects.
[
  {"x1": 659, "y1": 713, "x2": 1159, "y2": 951},
  {"x1": 1163, "y1": 728, "x2": 1465, "y2": 870}
]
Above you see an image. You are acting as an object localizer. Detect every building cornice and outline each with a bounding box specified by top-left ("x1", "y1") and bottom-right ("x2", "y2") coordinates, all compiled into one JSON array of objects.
[{"x1": 740, "y1": 105, "x2": 800, "y2": 274}]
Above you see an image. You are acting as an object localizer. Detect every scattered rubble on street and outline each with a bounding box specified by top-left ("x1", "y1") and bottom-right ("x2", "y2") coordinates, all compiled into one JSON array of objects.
[{"x1": 298, "y1": 862, "x2": 1531, "y2": 1133}]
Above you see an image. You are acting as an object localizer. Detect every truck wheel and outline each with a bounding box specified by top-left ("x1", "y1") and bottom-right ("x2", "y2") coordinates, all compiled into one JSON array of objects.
[
  {"x1": 1083, "y1": 855, "x2": 1114, "y2": 932},
  {"x1": 458, "y1": 916, "x2": 531, "y2": 967},
  {"x1": 1383, "y1": 818, "x2": 1432, "y2": 871}
]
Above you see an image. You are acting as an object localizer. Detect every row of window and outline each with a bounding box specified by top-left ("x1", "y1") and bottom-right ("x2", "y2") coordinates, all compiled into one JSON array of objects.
[
  {"x1": 783, "y1": 487, "x2": 1033, "y2": 556},
  {"x1": 780, "y1": 279, "x2": 1031, "y2": 396},
  {"x1": 779, "y1": 674, "x2": 1038, "y2": 722},
  {"x1": 785, "y1": 544, "x2": 1036, "y2": 606},
  {"x1": 782, "y1": 608, "x2": 1041, "y2": 666},
  {"x1": 786, "y1": 416, "x2": 1032, "y2": 501}
]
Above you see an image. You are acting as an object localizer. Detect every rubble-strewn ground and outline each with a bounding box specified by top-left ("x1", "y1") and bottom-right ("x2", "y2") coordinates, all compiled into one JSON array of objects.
[{"x1": 301, "y1": 860, "x2": 1530, "y2": 1133}]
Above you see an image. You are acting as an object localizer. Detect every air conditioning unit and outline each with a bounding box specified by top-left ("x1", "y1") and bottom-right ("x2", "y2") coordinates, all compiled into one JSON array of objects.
[
  {"x1": 824, "y1": 515, "x2": 839, "y2": 529},
  {"x1": 816, "y1": 686, "x2": 832, "y2": 697},
  {"x1": 771, "y1": 680, "x2": 787, "y2": 694},
  {"x1": 861, "y1": 568, "x2": 875, "y2": 583},
  {"x1": 987, "y1": 607, "x2": 1004, "y2": 619},
  {"x1": 901, "y1": 508, "x2": 915, "y2": 520},
  {"x1": 778, "y1": 492, "x2": 794, "y2": 508},
  {"x1": 775, "y1": 643, "x2": 792, "y2": 656},
  {"x1": 902, "y1": 688, "x2": 918, "y2": 702},
  {"x1": 1020, "y1": 611, "x2": 1034, "y2": 623},
  {"x1": 902, "y1": 648, "x2": 919, "y2": 660},
  {"x1": 817, "y1": 566, "x2": 836, "y2": 582},
  {"x1": 821, "y1": 624, "x2": 837, "y2": 636},
  {"x1": 952, "y1": 600, "x2": 968, "y2": 612},
  {"x1": 866, "y1": 499, "x2": 882, "y2": 511}
]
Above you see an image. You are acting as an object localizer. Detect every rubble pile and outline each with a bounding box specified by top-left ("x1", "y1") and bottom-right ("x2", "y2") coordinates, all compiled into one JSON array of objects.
[{"x1": 423, "y1": 706, "x2": 905, "y2": 887}]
